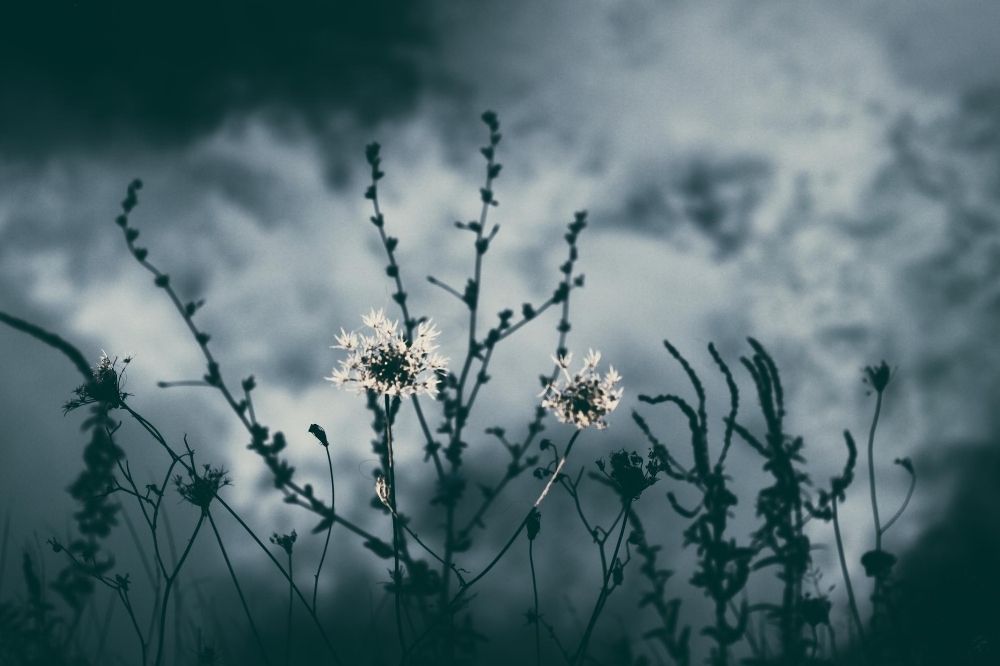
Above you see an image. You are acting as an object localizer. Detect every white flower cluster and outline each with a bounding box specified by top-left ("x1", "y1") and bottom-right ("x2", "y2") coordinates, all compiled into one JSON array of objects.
[
  {"x1": 540, "y1": 350, "x2": 623, "y2": 430},
  {"x1": 327, "y1": 309, "x2": 448, "y2": 398}
]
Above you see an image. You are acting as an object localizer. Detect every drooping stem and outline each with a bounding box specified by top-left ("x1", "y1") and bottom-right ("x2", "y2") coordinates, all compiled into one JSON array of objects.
[
  {"x1": 385, "y1": 395, "x2": 406, "y2": 654},
  {"x1": 880, "y1": 463, "x2": 916, "y2": 536}
]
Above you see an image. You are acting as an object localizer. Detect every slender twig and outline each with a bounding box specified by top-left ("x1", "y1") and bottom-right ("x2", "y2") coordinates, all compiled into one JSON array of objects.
[
  {"x1": 534, "y1": 430, "x2": 582, "y2": 507},
  {"x1": 880, "y1": 463, "x2": 916, "y2": 536},
  {"x1": 206, "y1": 511, "x2": 271, "y2": 666},
  {"x1": 94, "y1": 589, "x2": 117, "y2": 664},
  {"x1": 153, "y1": 512, "x2": 205, "y2": 666},
  {"x1": 120, "y1": 508, "x2": 157, "y2": 589},
  {"x1": 403, "y1": 427, "x2": 586, "y2": 661},
  {"x1": 285, "y1": 550, "x2": 293, "y2": 666},
  {"x1": 832, "y1": 499, "x2": 866, "y2": 650},
  {"x1": 574, "y1": 500, "x2": 632, "y2": 665},
  {"x1": 385, "y1": 395, "x2": 407, "y2": 654},
  {"x1": 313, "y1": 444, "x2": 335, "y2": 612},
  {"x1": 530, "y1": 538, "x2": 542, "y2": 666},
  {"x1": 213, "y1": 497, "x2": 343, "y2": 665},
  {"x1": 0, "y1": 509, "x2": 10, "y2": 601},
  {"x1": 867, "y1": 390, "x2": 884, "y2": 552},
  {"x1": 54, "y1": 544, "x2": 148, "y2": 665}
]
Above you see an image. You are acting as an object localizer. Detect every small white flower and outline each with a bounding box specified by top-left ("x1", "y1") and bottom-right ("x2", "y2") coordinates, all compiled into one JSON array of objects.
[
  {"x1": 540, "y1": 349, "x2": 623, "y2": 430},
  {"x1": 327, "y1": 309, "x2": 448, "y2": 398}
]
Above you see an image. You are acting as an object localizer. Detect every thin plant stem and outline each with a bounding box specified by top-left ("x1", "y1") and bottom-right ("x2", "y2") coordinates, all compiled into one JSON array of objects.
[
  {"x1": 161, "y1": 508, "x2": 185, "y2": 664},
  {"x1": 153, "y1": 512, "x2": 205, "y2": 666},
  {"x1": 530, "y1": 538, "x2": 542, "y2": 666},
  {"x1": 120, "y1": 507, "x2": 156, "y2": 589},
  {"x1": 285, "y1": 551, "x2": 293, "y2": 666},
  {"x1": 574, "y1": 500, "x2": 632, "y2": 666},
  {"x1": 119, "y1": 588, "x2": 148, "y2": 666},
  {"x1": 206, "y1": 510, "x2": 271, "y2": 666},
  {"x1": 867, "y1": 390, "x2": 884, "y2": 551},
  {"x1": 402, "y1": 429, "x2": 586, "y2": 662},
  {"x1": 313, "y1": 444, "x2": 335, "y2": 612},
  {"x1": 57, "y1": 541, "x2": 149, "y2": 665},
  {"x1": 213, "y1": 497, "x2": 343, "y2": 665},
  {"x1": 832, "y1": 499, "x2": 866, "y2": 650},
  {"x1": 880, "y1": 466, "x2": 916, "y2": 536},
  {"x1": 385, "y1": 395, "x2": 406, "y2": 654},
  {"x1": 534, "y1": 430, "x2": 582, "y2": 508},
  {"x1": 94, "y1": 589, "x2": 117, "y2": 664},
  {"x1": 0, "y1": 509, "x2": 10, "y2": 601}
]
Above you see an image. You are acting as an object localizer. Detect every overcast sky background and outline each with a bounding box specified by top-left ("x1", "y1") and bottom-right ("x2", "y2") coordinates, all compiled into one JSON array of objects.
[{"x1": 2, "y1": 1, "x2": 1000, "y2": 662}]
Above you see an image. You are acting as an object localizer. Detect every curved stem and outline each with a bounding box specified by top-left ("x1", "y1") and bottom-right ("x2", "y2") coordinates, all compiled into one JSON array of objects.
[
  {"x1": 403, "y1": 429, "x2": 586, "y2": 662},
  {"x1": 867, "y1": 391, "x2": 884, "y2": 551},
  {"x1": 880, "y1": 466, "x2": 916, "y2": 536},
  {"x1": 313, "y1": 445, "x2": 336, "y2": 611},
  {"x1": 832, "y1": 500, "x2": 865, "y2": 652}
]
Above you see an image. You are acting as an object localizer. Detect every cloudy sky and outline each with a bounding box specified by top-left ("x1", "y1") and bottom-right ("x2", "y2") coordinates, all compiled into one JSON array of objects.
[{"x1": 2, "y1": 1, "x2": 999, "y2": 662}]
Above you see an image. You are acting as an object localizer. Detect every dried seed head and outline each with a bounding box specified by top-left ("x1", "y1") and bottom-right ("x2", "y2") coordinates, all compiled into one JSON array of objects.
[{"x1": 540, "y1": 349, "x2": 623, "y2": 430}]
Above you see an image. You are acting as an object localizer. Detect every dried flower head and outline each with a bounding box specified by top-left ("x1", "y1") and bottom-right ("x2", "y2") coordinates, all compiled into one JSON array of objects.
[
  {"x1": 327, "y1": 309, "x2": 448, "y2": 398},
  {"x1": 64, "y1": 350, "x2": 132, "y2": 413},
  {"x1": 540, "y1": 349, "x2": 623, "y2": 430},
  {"x1": 863, "y1": 360, "x2": 892, "y2": 393},
  {"x1": 595, "y1": 449, "x2": 658, "y2": 500},
  {"x1": 174, "y1": 465, "x2": 230, "y2": 510},
  {"x1": 270, "y1": 530, "x2": 297, "y2": 556}
]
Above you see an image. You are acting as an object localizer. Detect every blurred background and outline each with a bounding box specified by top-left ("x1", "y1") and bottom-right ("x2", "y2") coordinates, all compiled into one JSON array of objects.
[{"x1": 1, "y1": 1, "x2": 999, "y2": 663}]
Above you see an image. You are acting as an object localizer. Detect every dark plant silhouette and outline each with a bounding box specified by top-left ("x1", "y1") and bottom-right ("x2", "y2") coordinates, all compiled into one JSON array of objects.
[
  {"x1": 635, "y1": 341, "x2": 753, "y2": 666},
  {"x1": 0, "y1": 111, "x2": 927, "y2": 666}
]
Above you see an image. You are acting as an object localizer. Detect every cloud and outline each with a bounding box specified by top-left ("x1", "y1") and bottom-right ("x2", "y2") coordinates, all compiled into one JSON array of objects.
[
  {"x1": 0, "y1": 0, "x2": 437, "y2": 155},
  {"x1": 2, "y1": 2, "x2": 1000, "y2": 660}
]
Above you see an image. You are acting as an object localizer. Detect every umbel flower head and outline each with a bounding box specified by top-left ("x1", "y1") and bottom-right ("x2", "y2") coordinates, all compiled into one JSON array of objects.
[
  {"x1": 64, "y1": 350, "x2": 133, "y2": 413},
  {"x1": 540, "y1": 349, "x2": 623, "y2": 430},
  {"x1": 327, "y1": 309, "x2": 448, "y2": 398}
]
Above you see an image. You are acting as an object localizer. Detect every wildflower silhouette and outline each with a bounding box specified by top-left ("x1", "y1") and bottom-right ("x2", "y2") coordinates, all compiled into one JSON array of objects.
[
  {"x1": 0, "y1": 110, "x2": 932, "y2": 666},
  {"x1": 63, "y1": 350, "x2": 132, "y2": 413}
]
